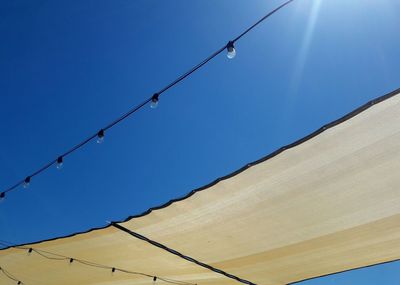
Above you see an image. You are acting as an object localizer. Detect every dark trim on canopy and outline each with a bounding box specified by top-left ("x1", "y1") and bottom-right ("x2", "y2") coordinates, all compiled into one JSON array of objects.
[{"x1": 112, "y1": 223, "x2": 257, "y2": 285}]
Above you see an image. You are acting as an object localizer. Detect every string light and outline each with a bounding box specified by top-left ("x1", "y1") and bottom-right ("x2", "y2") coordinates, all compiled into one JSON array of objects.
[
  {"x1": 56, "y1": 156, "x2": 64, "y2": 170},
  {"x1": 150, "y1": 93, "x2": 159, "y2": 109},
  {"x1": 23, "y1": 177, "x2": 30, "y2": 189},
  {"x1": 0, "y1": 240, "x2": 197, "y2": 285},
  {"x1": 0, "y1": 0, "x2": 296, "y2": 201},
  {"x1": 97, "y1": 129, "x2": 105, "y2": 144},
  {"x1": 0, "y1": 241, "x2": 196, "y2": 285},
  {"x1": 226, "y1": 41, "x2": 236, "y2": 59}
]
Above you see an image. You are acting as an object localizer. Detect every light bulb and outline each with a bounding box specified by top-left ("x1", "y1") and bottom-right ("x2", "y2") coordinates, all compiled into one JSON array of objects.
[
  {"x1": 226, "y1": 41, "x2": 236, "y2": 59},
  {"x1": 56, "y1": 156, "x2": 63, "y2": 170},
  {"x1": 150, "y1": 93, "x2": 159, "y2": 109},
  {"x1": 23, "y1": 177, "x2": 31, "y2": 189},
  {"x1": 0, "y1": 192, "x2": 5, "y2": 202},
  {"x1": 97, "y1": 129, "x2": 105, "y2": 144},
  {"x1": 150, "y1": 100, "x2": 158, "y2": 109},
  {"x1": 227, "y1": 47, "x2": 236, "y2": 59}
]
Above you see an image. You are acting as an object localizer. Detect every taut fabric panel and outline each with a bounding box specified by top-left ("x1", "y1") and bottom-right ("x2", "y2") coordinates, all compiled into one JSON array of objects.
[{"x1": 120, "y1": 92, "x2": 400, "y2": 284}]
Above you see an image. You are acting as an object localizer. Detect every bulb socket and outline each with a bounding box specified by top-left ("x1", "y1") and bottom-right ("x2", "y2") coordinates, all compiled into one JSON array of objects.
[
  {"x1": 151, "y1": 93, "x2": 159, "y2": 103},
  {"x1": 227, "y1": 41, "x2": 235, "y2": 52},
  {"x1": 97, "y1": 129, "x2": 105, "y2": 139}
]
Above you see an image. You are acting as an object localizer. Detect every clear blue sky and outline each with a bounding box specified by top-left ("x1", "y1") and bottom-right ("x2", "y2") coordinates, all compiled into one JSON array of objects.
[{"x1": 1, "y1": 0, "x2": 399, "y2": 284}]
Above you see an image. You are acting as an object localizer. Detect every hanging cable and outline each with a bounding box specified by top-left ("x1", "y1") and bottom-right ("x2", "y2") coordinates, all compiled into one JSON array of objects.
[
  {"x1": 0, "y1": 266, "x2": 24, "y2": 285},
  {"x1": 232, "y1": 0, "x2": 295, "y2": 42},
  {"x1": 0, "y1": 0, "x2": 296, "y2": 200},
  {"x1": 0, "y1": 241, "x2": 196, "y2": 285}
]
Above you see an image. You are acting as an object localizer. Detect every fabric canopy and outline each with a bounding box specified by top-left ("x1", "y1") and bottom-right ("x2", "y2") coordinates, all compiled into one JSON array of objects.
[{"x1": 1, "y1": 88, "x2": 400, "y2": 285}]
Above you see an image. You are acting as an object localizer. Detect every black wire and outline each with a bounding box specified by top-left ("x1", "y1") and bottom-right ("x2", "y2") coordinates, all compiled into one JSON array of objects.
[
  {"x1": 232, "y1": 0, "x2": 295, "y2": 42},
  {"x1": 0, "y1": 0, "x2": 296, "y2": 199},
  {"x1": 31, "y1": 249, "x2": 68, "y2": 261},
  {"x1": 0, "y1": 241, "x2": 196, "y2": 285},
  {"x1": 156, "y1": 46, "x2": 226, "y2": 96},
  {"x1": 103, "y1": 97, "x2": 152, "y2": 131},
  {"x1": 0, "y1": 266, "x2": 24, "y2": 284},
  {"x1": 159, "y1": 276, "x2": 196, "y2": 285}
]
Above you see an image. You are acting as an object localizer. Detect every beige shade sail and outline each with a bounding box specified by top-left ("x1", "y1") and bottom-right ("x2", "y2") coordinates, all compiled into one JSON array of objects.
[{"x1": 1, "y1": 88, "x2": 400, "y2": 285}]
